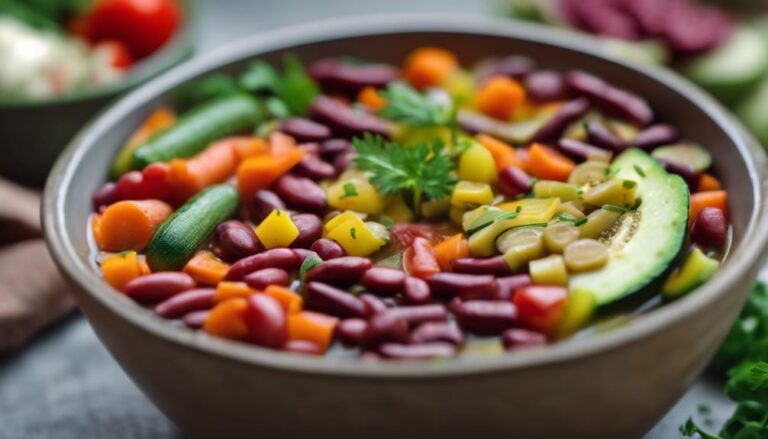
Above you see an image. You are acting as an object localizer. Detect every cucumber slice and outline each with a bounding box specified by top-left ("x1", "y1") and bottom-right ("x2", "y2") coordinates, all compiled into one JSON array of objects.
[{"x1": 651, "y1": 143, "x2": 712, "y2": 172}]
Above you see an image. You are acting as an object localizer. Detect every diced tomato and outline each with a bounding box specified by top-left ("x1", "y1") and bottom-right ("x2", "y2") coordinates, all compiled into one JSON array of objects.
[
  {"x1": 513, "y1": 286, "x2": 568, "y2": 336},
  {"x1": 403, "y1": 237, "x2": 441, "y2": 278}
]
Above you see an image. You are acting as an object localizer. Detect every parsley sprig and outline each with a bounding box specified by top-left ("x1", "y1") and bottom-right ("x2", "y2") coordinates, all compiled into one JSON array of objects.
[{"x1": 379, "y1": 81, "x2": 452, "y2": 126}]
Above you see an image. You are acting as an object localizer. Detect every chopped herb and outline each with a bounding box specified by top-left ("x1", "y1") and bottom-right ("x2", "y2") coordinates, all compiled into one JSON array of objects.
[
  {"x1": 340, "y1": 182, "x2": 359, "y2": 199},
  {"x1": 557, "y1": 213, "x2": 576, "y2": 222},
  {"x1": 299, "y1": 254, "x2": 323, "y2": 281},
  {"x1": 238, "y1": 54, "x2": 319, "y2": 116},
  {"x1": 574, "y1": 217, "x2": 588, "y2": 227},
  {"x1": 350, "y1": 227, "x2": 357, "y2": 239},
  {"x1": 633, "y1": 164, "x2": 646, "y2": 178},
  {"x1": 603, "y1": 204, "x2": 627, "y2": 213},
  {"x1": 380, "y1": 215, "x2": 396, "y2": 230},
  {"x1": 265, "y1": 97, "x2": 291, "y2": 119},
  {"x1": 379, "y1": 81, "x2": 452, "y2": 127},
  {"x1": 275, "y1": 209, "x2": 281, "y2": 216},
  {"x1": 697, "y1": 404, "x2": 712, "y2": 416},
  {"x1": 623, "y1": 179, "x2": 637, "y2": 189},
  {"x1": 633, "y1": 197, "x2": 643, "y2": 209},
  {"x1": 467, "y1": 208, "x2": 521, "y2": 235}
]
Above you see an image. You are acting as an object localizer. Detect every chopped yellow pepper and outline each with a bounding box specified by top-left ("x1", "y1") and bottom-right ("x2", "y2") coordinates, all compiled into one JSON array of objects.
[
  {"x1": 255, "y1": 209, "x2": 299, "y2": 249},
  {"x1": 451, "y1": 181, "x2": 494, "y2": 207},
  {"x1": 458, "y1": 142, "x2": 497, "y2": 184},
  {"x1": 497, "y1": 198, "x2": 562, "y2": 226},
  {"x1": 327, "y1": 178, "x2": 385, "y2": 214},
  {"x1": 325, "y1": 213, "x2": 387, "y2": 257}
]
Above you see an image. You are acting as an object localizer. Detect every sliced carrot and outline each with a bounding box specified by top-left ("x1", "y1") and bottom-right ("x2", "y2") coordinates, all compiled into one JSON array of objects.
[
  {"x1": 357, "y1": 86, "x2": 387, "y2": 110},
  {"x1": 203, "y1": 298, "x2": 249, "y2": 340},
  {"x1": 690, "y1": 190, "x2": 728, "y2": 223},
  {"x1": 404, "y1": 47, "x2": 458, "y2": 89},
  {"x1": 168, "y1": 139, "x2": 239, "y2": 199},
  {"x1": 434, "y1": 233, "x2": 470, "y2": 272},
  {"x1": 473, "y1": 76, "x2": 526, "y2": 120},
  {"x1": 269, "y1": 131, "x2": 299, "y2": 156},
  {"x1": 475, "y1": 133, "x2": 525, "y2": 171},
  {"x1": 287, "y1": 311, "x2": 339, "y2": 352},
  {"x1": 183, "y1": 251, "x2": 231, "y2": 285},
  {"x1": 101, "y1": 251, "x2": 143, "y2": 290},
  {"x1": 231, "y1": 137, "x2": 269, "y2": 161},
  {"x1": 264, "y1": 285, "x2": 303, "y2": 314},
  {"x1": 91, "y1": 213, "x2": 105, "y2": 250},
  {"x1": 527, "y1": 143, "x2": 575, "y2": 182},
  {"x1": 236, "y1": 149, "x2": 305, "y2": 200},
  {"x1": 99, "y1": 200, "x2": 173, "y2": 252},
  {"x1": 698, "y1": 173, "x2": 722, "y2": 192},
  {"x1": 111, "y1": 107, "x2": 177, "y2": 178},
  {"x1": 214, "y1": 281, "x2": 255, "y2": 303}
]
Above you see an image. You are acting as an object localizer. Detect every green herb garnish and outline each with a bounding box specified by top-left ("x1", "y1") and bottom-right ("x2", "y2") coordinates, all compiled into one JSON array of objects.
[
  {"x1": 633, "y1": 164, "x2": 646, "y2": 178},
  {"x1": 379, "y1": 81, "x2": 452, "y2": 126},
  {"x1": 340, "y1": 182, "x2": 359, "y2": 199},
  {"x1": 623, "y1": 179, "x2": 637, "y2": 189},
  {"x1": 574, "y1": 217, "x2": 588, "y2": 227},
  {"x1": 239, "y1": 54, "x2": 319, "y2": 116},
  {"x1": 603, "y1": 204, "x2": 627, "y2": 213},
  {"x1": 350, "y1": 227, "x2": 357, "y2": 239},
  {"x1": 299, "y1": 254, "x2": 323, "y2": 281},
  {"x1": 466, "y1": 207, "x2": 521, "y2": 235},
  {"x1": 380, "y1": 215, "x2": 396, "y2": 230}
]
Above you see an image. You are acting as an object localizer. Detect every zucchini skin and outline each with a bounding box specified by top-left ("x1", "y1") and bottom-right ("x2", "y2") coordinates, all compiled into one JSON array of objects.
[
  {"x1": 146, "y1": 184, "x2": 239, "y2": 271},
  {"x1": 131, "y1": 94, "x2": 261, "y2": 170}
]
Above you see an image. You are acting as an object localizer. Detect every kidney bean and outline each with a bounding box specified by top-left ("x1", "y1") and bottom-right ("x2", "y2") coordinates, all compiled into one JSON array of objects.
[
  {"x1": 451, "y1": 298, "x2": 518, "y2": 335},
  {"x1": 477, "y1": 56, "x2": 536, "y2": 83},
  {"x1": 585, "y1": 121, "x2": 626, "y2": 153},
  {"x1": 403, "y1": 276, "x2": 431, "y2": 305},
  {"x1": 244, "y1": 294, "x2": 287, "y2": 348},
  {"x1": 284, "y1": 339, "x2": 324, "y2": 355},
  {"x1": 360, "y1": 267, "x2": 406, "y2": 296},
  {"x1": 183, "y1": 310, "x2": 209, "y2": 329},
  {"x1": 557, "y1": 138, "x2": 611, "y2": 163},
  {"x1": 305, "y1": 256, "x2": 372, "y2": 286},
  {"x1": 569, "y1": 0, "x2": 641, "y2": 40},
  {"x1": 493, "y1": 274, "x2": 533, "y2": 301},
  {"x1": 250, "y1": 189, "x2": 286, "y2": 223},
  {"x1": 319, "y1": 138, "x2": 353, "y2": 160},
  {"x1": 310, "y1": 96, "x2": 391, "y2": 139},
  {"x1": 92, "y1": 182, "x2": 118, "y2": 211},
  {"x1": 336, "y1": 318, "x2": 369, "y2": 346},
  {"x1": 498, "y1": 166, "x2": 533, "y2": 198},
  {"x1": 123, "y1": 272, "x2": 196, "y2": 303},
  {"x1": 531, "y1": 97, "x2": 591, "y2": 142},
  {"x1": 214, "y1": 220, "x2": 262, "y2": 262},
  {"x1": 154, "y1": 288, "x2": 216, "y2": 318},
  {"x1": 273, "y1": 174, "x2": 327, "y2": 215},
  {"x1": 362, "y1": 312, "x2": 410, "y2": 348},
  {"x1": 310, "y1": 238, "x2": 346, "y2": 260},
  {"x1": 292, "y1": 249, "x2": 318, "y2": 265},
  {"x1": 333, "y1": 150, "x2": 357, "y2": 173},
  {"x1": 378, "y1": 342, "x2": 456, "y2": 360},
  {"x1": 453, "y1": 256, "x2": 511, "y2": 276},
  {"x1": 305, "y1": 281, "x2": 368, "y2": 318},
  {"x1": 225, "y1": 248, "x2": 301, "y2": 281},
  {"x1": 279, "y1": 117, "x2": 331, "y2": 143},
  {"x1": 662, "y1": 5, "x2": 733, "y2": 55},
  {"x1": 360, "y1": 293, "x2": 388, "y2": 315},
  {"x1": 294, "y1": 154, "x2": 337, "y2": 181},
  {"x1": 425, "y1": 273, "x2": 497, "y2": 301},
  {"x1": 243, "y1": 268, "x2": 290, "y2": 290},
  {"x1": 502, "y1": 328, "x2": 548, "y2": 350},
  {"x1": 566, "y1": 71, "x2": 653, "y2": 127},
  {"x1": 525, "y1": 70, "x2": 569, "y2": 103},
  {"x1": 659, "y1": 159, "x2": 700, "y2": 190},
  {"x1": 409, "y1": 321, "x2": 464, "y2": 346},
  {"x1": 309, "y1": 58, "x2": 399, "y2": 96},
  {"x1": 387, "y1": 304, "x2": 448, "y2": 326},
  {"x1": 289, "y1": 214, "x2": 323, "y2": 249},
  {"x1": 632, "y1": 124, "x2": 680, "y2": 150},
  {"x1": 298, "y1": 142, "x2": 320, "y2": 156},
  {"x1": 691, "y1": 207, "x2": 727, "y2": 247}
]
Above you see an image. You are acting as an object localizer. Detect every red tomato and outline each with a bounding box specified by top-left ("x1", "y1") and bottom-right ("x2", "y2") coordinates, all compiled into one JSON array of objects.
[
  {"x1": 402, "y1": 237, "x2": 441, "y2": 278},
  {"x1": 96, "y1": 40, "x2": 134, "y2": 69},
  {"x1": 116, "y1": 162, "x2": 172, "y2": 202},
  {"x1": 513, "y1": 286, "x2": 568, "y2": 336},
  {"x1": 84, "y1": 0, "x2": 181, "y2": 60}
]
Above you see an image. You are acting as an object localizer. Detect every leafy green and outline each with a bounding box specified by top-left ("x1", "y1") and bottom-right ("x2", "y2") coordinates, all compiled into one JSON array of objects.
[
  {"x1": 171, "y1": 74, "x2": 242, "y2": 111},
  {"x1": 238, "y1": 54, "x2": 319, "y2": 116},
  {"x1": 715, "y1": 283, "x2": 768, "y2": 370},
  {"x1": 380, "y1": 81, "x2": 453, "y2": 126},
  {"x1": 299, "y1": 254, "x2": 323, "y2": 281},
  {"x1": 0, "y1": 0, "x2": 89, "y2": 31}
]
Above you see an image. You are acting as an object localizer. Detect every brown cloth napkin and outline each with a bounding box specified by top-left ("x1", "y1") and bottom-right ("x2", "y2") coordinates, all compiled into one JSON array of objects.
[{"x1": 0, "y1": 178, "x2": 75, "y2": 352}]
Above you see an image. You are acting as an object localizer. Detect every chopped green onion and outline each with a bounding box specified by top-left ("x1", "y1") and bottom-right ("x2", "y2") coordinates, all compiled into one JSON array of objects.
[
  {"x1": 633, "y1": 164, "x2": 646, "y2": 177},
  {"x1": 340, "y1": 182, "x2": 359, "y2": 199}
]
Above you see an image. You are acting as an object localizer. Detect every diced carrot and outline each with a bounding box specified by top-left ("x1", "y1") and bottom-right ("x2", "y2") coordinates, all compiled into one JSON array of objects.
[
  {"x1": 404, "y1": 47, "x2": 458, "y2": 89},
  {"x1": 403, "y1": 237, "x2": 441, "y2": 278},
  {"x1": 475, "y1": 133, "x2": 525, "y2": 171},
  {"x1": 473, "y1": 76, "x2": 526, "y2": 120},
  {"x1": 434, "y1": 233, "x2": 470, "y2": 272},
  {"x1": 126, "y1": 107, "x2": 176, "y2": 148},
  {"x1": 357, "y1": 86, "x2": 387, "y2": 110},
  {"x1": 203, "y1": 298, "x2": 249, "y2": 340},
  {"x1": 91, "y1": 213, "x2": 105, "y2": 249},
  {"x1": 214, "y1": 281, "x2": 255, "y2": 303},
  {"x1": 698, "y1": 173, "x2": 722, "y2": 192},
  {"x1": 231, "y1": 137, "x2": 269, "y2": 161},
  {"x1": 101, "y1": 251, "x2": 143, "y2": 290},
  {"x1": 527, "y1": 143, "x2": 575, "y2": 182},
  {"x1": 99, "y1": 200, "x2": 173, "y2": 251},
  {"x1": 287, "y1": 311, "x2": 339, "y2": 352},
  {"x1": 690, "y1": 190, "x2": 728, "y2": 224},
  {"x1": 138, "y1": 258, "x2": 152, "y2": 275},
  {"x1": 264, "y1": 285, "x2": 303, "y2": 314},
  {"x1": 183, "y1": 251, "x2": 231, "y2": 285},
  {"x1": 236, "y1": 149, "x2": 305, "y2": 200},
  {"x1": 168, "y1": 139, "x2": 239, "y2": 199},
  {"x1": 269, "y1": 131, "x2": 299, "y2": 156}
]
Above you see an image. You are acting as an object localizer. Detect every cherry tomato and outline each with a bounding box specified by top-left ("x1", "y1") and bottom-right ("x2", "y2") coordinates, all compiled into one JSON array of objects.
[
  {"x1": 96, "y1": 40, "x2": 134, "y2": 70},
  {"x1": 116, "y1": 162, "x2": 172, "y2": 201},
  {"x1": 513, "y1": 286, "x2": 568, "y2": 336},
  {"x1": 84, "y1": 0, "x2": 181, "y2": 60},
  {"x1": 403, "y1": 237, "x2": 441, "y2": 278}
]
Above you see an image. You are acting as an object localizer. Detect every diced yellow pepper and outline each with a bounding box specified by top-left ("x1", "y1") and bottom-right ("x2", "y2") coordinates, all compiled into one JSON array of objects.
[
  {"x1": 662, "y1": 248, "x2": 720, "y2": 299},
  {"x1": 382, "y1": 196, "x2": 414, "y2": 223},
  {"x1": 462, "y1": 205, "x2": 489, "y2": 231},
  {"x1": 451, "y1": 181, "x2": 494, "y2": 207},
  {"x1": 458, "y1": 142, "x2": 498, "y2": 184},
  {"x1": 555, "y1": 290, "x2": 595, "y2": 339},
  {"x1": 497, "y1": 198, "x2": 562, "y2": 226},
  {"x1": 442, "y1": 70, "x2": 476, "y2": 106},
  {"x1": 255, "y1": 209, "x2": 300, "y2": 249},
  {"x1": 326, "y1": 214, "x2": 387, "y2": 257},
  {"x1": 394, "y1": 125, "x2": 453, "y2": 146},
  {"x1": 327, "y1": 178, "x2": 385, "y2": 214},
  {"x1": 449, "y1": 206, "x2": 465, "y2": 226},
  {"x1": 529, "y1": 255, "x2": 568, "y2": 286},
  {"x1": 324, "y1": 211, "x2": 364, "y2": 234}
]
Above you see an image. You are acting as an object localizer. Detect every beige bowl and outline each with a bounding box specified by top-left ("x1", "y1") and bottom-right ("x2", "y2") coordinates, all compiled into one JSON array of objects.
[{"x1": 43, "y1": 15, "x2": 768, "y2": 438}]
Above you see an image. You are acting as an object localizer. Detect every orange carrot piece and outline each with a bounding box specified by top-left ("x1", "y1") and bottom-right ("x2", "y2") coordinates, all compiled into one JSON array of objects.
[
  {"x1": 404, "y1": 47, "x2": 458, "y2": 89},
  {"x1": 475, "y1": 133, "x2": 525, "y2": 171},
  {"x1": 169, "y1": 139, "x2": 239, "y2": 199},
  {"x1": 264, "y1": 285, "x2": 303, "y2": 314},
  {"x1": 236, "y1": 149, "x2": 305, "y2": 200},
  {"x1": 126, "y1": 107, "x2": 176, "y2": 149},
  {"x1": 357, "y1": 86, "x2": 387, "y2": 110},
  {"x1": 138, "y1": 258, "x2": 152, "y2": 275},
  {"x1": 91, "y1": 213, "x2": 105, "y2": 250},
  {"x1": 434, "y1": 233, "x2": 470, "y2": 272},
  {"x1": 183, "y1": 251, "x2": 231, "y2": 285},
  {"x1": 203, "y1": 298, "x2": 249, "y2": 340},
  {"x1": 527, "y1": 143, "x2": 575, "y2": 182},
  {"x1": 269, "y1": 131, "x2": 299, "y2": 156},
  {"x1": 214, "y1": 281, "x2": 255, "y2": 303},
  {"x1": 99, "y1": 200, "x2": 173, "y2": 252},
  {"x1": 231, "y1": 137, "x2": 269, "y2": 161},
  {"x1": 287, "y1": 311, "x2": 339, "y2": 352},
  {"x1": 690, "y1": 190, "x2": 728, "y2": 223},
  {"x1": 473, "y1": 76, "x2": 526, "y2": 120},
  {"x1": 101, "y1": 251, "x2": 143, "y2": 290},
  {"x1": 698, "y1": 173, "x2": 722, "y2": 192}
]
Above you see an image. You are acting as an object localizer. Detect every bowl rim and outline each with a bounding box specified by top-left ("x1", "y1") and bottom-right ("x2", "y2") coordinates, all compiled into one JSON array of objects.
[{"x1": 43, "y1": 13, "x2": 768, "y2": 378}]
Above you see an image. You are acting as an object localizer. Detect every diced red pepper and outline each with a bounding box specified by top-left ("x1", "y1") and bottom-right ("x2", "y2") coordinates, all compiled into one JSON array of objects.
[
  {"x1": 403, "y1": 237, "x2": 441, "y2": 278},
  {"x1": 513, "y1": 286, "x2": 568, "y2": 336}
]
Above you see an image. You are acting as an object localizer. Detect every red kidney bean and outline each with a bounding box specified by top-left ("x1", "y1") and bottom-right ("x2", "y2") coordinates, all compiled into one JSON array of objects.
[
  {"x1": 498, "y1": 166, "x2": 533, "y2": 198},
  {"x1": 273, "y1": 174, "x2": 327, "y2": 215},
  {"x1": 298, "y1": 142, "x2": 320, "y2": 156},
  {"x1": 632, "y1": 124, "x2": 680, "y2": 150},
  {"x1": 183, "y1": 310, "x2": 209, "y2": 329},
  {"x1": 294, "y1": 154, "x2": 337, "y2": 181},
  {"x1": 319, "y1": 138, "x2": 353, "y2": 160},
  {"x1": 425, "y1": 273, "x2": 497, "y2": 301},
  {"x1": 387, "y1": 304, "x2": 448, "y2": 326},
  {"x1": 658, "y1": 159, "x2": 700, "y2": 190},
  {"x1": 585, "y1": 121, "x2": 626, "y2": 153},
  {"x1": 292, "y1": 248, "x2": 318, "y2": 263},
  {"x1": 214, "y1": 220, "x2": 262, "y2": 262},
  {"x1": 378, "y1": 342, "x2": 456, "y2": 360},
  {"x1": 310, "y1": 96, "x2": 391, "y2": 139},
  {"x1": 250, "y1": 189, "x2": 286, "y2": 223},
  {"x1": 662, "y1": 5, "x2": 733, "y2": 55},
  {"x1": 362, "y1": 312, "x2": 410, "y2": 348},
  {"x1": 123, "y1": 272, "x2": 196, "y2": 303},
  {"x1": 566, "y1": 71, "x2": 653, "y2": 127},
  {"x1": 225, "y1": 248, "x2": 301, "y2": 281},
  {"x1": 289, "y1": 214, "x2": 323, "y2": 249},
  {"x1": 453, "y1": 256, "x2": 511, "y2": 276},
  {"x1": 531, "y1": 97, "x2": 591, "y2": 142},
  {"x1": 360, "y1": 267, "x2": 406, "y2": 296},
  {"x1": 691, "y1": 207, "x2": 727, "y2": 247},
  {"x1": 336, "y1": 318, "x2": 369, "y2": 346},
  {"x1": 451, "y1": 298, "x2": 518, "y2": 335},
  {"x1": 360, "y1": 293, "x2": 388, "y2": 315},
  {"x1": 92, "y1": 182, "x2": 118, "y2": 211},
  {"x1": 409, "y1": 321, "x2": 464, "y2": 345},
  {"x1": 333, "y1": 150, "x2": 357, "y2": 173},
  {"x1": 279, "y1": 117, "x2": 331, "y2": 143},
  {"x1": 557, "y1": 138, "x2": 609, "y2": 163},
  {"x1": 243, "y1": 268, "x2": 290, "y2": 290},
  {"x1": 310, "y1": 238, "x2": 346, "y2": 260},
  {"x1": 284, "y1": 339, "x2": 323, "y2": 355},
  {"x1": 305, "y1": 256, "x2": 372, "y2": 286},
  {"x1": 305, "y1": 281, "x2": 368, "y2": 318},
  {"x1": 525, "y1": 70, "x2": 569, "y2": 103},
  {"x1": 245, "y1": 294, "x2": 287, "y2": 348},
  {"x1": 403, "y1": 276, "x2": 431, "y2": 305},
  {"x1": 493, "y1": 274, "x2": 533, "y2": 301},
  {"x1": 154, "y1": 288, "x2": 216, "y2": 318},
  {"x1": 309, "y1": 58, "x2": 399, "y2": 96},
  {"x1": 477, "y1": 56, "x2": 536, "y2": 83},
  {"x1": 502, "y1": 328, "x2": 548, "y2": 350},
  {"x1": 568, "y1": 0, "x2": 641, "y2": 40}
]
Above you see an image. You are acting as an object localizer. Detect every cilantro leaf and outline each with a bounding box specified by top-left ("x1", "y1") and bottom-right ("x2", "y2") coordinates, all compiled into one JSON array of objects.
[
  {"x1": 379, "y1": 81, "x2": 452, "y2": 126},
  {"x1": 238, "y1": 54, "x2": 319, "y2": 116}
]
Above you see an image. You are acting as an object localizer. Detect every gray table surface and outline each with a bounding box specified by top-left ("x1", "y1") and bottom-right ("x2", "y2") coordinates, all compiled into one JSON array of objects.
[{"x1": 0, "y1": 0, "x2": 738, "y2": 437}]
